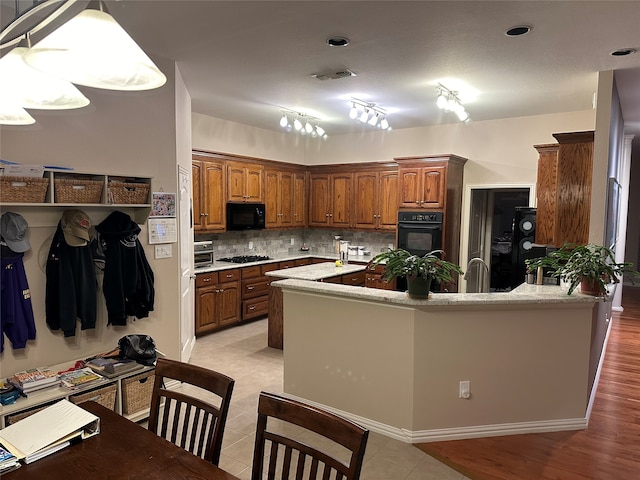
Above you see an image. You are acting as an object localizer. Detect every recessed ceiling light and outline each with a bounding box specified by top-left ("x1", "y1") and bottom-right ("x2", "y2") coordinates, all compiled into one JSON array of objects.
[
  {"x1": 505, "y1": 25, "x2": 532, "y2": 37},
  {"x1": 326, "y1": 36, "x2": 350, "y2": 47},
  {"x1": 611, "y1": 48, "x2": 637, "y2": 57}
]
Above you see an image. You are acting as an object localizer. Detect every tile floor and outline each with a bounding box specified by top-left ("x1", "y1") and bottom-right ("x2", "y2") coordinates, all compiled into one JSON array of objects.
[{"x1": 187, "y1": 318, "x2": 471, "y2": 480}]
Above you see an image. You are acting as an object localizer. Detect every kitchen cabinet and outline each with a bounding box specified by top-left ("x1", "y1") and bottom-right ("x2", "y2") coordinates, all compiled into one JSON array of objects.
[
  {"x1": 365, "y1": 264, "x2": 396, "y2": 290},
  {"x1": 265, "y1": 169, "x2": 294, "y2": 228},
  {"x1": 395, "y1": 155, "x2": 467, "y2": 290},
  {"x1": 227, "y1": 161, "x2": 264, "y2": 203},
  {"x1": 240, "y1": 263, "x2": 280, "y2": 321},
  {"x1": 195, "y1": 270, "x2": 240, "y2": 336},
  {"x1": 354, "y1": 169, "x2": 398, "y2": 230},
  {"x1": 534, "y1": 131, "x2": 594, "y2": 247},
  {"x1": 308, "y1": 172, "x2": 353, "y2": 227},
  {"x1": 397, "y1": 164, "x2": 446, "y2": 209},
  {"x1": 293, "y1": 172, "x2": 307, "y2": 227},
  {"x1": 192, "y1": 155, "x2": 226, "y2": 232}
]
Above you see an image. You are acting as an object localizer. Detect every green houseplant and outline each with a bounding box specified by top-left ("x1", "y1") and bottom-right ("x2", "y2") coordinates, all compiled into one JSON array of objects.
[
  {"x1": 524, "y1": 243, "x2": 639, "y2": 296},
  {"x1": 367, "y1": 248, "x2": 464, "y2": 299}
]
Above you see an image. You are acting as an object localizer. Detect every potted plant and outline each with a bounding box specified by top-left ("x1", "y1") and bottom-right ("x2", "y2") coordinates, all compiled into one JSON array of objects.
[
  {"x1": 524, "y1": 243, "x2": 640, "y2": 296},
  {"x1": 367, "y1": 248, "x2": 464, "y2": 299}
]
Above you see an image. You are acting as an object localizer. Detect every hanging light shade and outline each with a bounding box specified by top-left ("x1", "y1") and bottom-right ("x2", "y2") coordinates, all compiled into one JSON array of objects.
[
  {"x1": 23, "y1": 9, "x2": 166, "y2": 91},
  {"x1": 349, "y1": 102, "x2": 358, "y2": 119},
  {"x1": 0, "y1": 47, "x2": 89, "y2": 110},
  {"x1": 279, "y1": 112, "x2": 288, "y2": 127},
  {"x1": 0, "y1": 100, "x2": 36, "y2": 125}
]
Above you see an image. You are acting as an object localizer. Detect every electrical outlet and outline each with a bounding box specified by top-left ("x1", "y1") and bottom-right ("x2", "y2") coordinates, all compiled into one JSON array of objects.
[
  {"x1": 290, "y1": 238, "x2": 295, "y2": 245},
  {"x1": 248, "y1": 241, "x2": 253, "y2": 250},
  {"x1": 388, "y1": 243, "x2": 394, "y2": 250},
  {"x1": 459, "y1": 380, "x2": 471, "y2": 399}
]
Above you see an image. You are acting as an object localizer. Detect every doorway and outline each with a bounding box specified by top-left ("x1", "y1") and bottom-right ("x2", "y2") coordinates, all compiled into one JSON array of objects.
[{"x1": 467, "y1": 188, "x2": 531, "y2": 292}]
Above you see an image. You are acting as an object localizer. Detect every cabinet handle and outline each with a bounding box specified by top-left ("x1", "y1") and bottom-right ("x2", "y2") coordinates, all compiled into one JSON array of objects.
[
  {"x1": 200, "y1": 213, "x2": 206, "y2": 217},
  {"x1": 329, "y1": 214, "x2": 333, "y2": 217},
  {"x1": 247, "y1": 286, "x2": 254, "y2": 290},
  {"x1": 415, "y1": 200, "x2": 420, "y2": 204},
  {"x1": 226, "y1": 274, "x2": 233, "y2": 278},
  {"x1": 204, "y1": 213, "x2": 209, "y2": 216},
  {"x1": 219, "y1": 288, "x2": 225, "y2": 292},
  {"x1": 248, "y1": 306, "x2": 256, "y2": 310},
  {"x1": 326, "y1": 213, "x2": 329, "y2": 217},
  {"x1": 203, "y1": 278, "x2": 211, "y2": 282},
  {"x1": 215, "y1": 289, "x2": 220, "y2": 293}
]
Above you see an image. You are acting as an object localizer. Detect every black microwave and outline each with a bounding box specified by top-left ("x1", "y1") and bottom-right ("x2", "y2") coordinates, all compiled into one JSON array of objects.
[{"x1": 226, "y1": 203, "x2": 266, "y2": 230}]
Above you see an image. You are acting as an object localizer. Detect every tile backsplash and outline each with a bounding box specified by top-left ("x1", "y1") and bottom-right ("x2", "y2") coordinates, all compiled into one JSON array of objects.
[{"x1": 195, "y1": 228, "x2": 396, "y2": 260}]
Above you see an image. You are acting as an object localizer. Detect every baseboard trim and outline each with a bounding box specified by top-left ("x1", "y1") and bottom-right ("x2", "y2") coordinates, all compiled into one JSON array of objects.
[{"x1": 285, "y1": 393, "x2": 587, "y2": 444}]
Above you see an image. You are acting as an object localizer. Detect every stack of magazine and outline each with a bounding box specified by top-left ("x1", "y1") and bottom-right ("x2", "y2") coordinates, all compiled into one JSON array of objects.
[
  {"x1": 7, "y1": 367, "x2": 59, "y2": 394},
  {"x1": 0, "y1": 445, "x2": 20, "y2": 474},
  {"x1": 58, "y1": 368, "x2": 104, "y2": 390}
]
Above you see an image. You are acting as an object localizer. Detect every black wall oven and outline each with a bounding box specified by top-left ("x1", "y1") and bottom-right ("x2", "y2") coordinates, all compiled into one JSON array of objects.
[{"x1": 396, "y1": 211, "x2": 443, "y2": 256}]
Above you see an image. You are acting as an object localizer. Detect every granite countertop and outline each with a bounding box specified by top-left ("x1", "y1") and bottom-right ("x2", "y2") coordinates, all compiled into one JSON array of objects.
[
  {"x1": 270, "y1": 278, "x2": 601, "y2": 309},
  {"x1": 194, "y1": 253, "x2": 338, "y2": 273},
  {"x1": 266, "y1": 262, "x2": 366, "y2": 281}
]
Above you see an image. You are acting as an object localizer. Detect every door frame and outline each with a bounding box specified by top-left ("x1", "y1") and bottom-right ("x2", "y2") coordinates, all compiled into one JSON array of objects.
[{"x1": 460, "y1": 183, "x2": 536, "y2": 292}]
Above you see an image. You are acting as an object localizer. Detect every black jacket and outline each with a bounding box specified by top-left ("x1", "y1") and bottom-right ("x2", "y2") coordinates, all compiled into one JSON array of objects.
[
  {"x1": 45, "y1": 224, "x2": 97, "y2": 337},
  {"x1": 96, "y1": 211, "x2": 154, "y2": 325}
]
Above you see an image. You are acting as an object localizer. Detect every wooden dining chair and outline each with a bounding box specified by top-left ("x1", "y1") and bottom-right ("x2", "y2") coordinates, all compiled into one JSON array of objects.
[
  {"x1": 251, "y1": 391, "x2": 369, "y2": 480},
  {"x1": 147, "y1": 358, "x2": 235, "y2": 466}
]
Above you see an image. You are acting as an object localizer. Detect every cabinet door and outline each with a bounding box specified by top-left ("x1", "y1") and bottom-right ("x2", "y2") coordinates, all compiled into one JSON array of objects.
[
  {"x1": 192, "y1": 161, "x2": 204, "y2": 231},
  {"x1": 293, "y1": 172, "x2": 307, "y2": 227},
  {"x1": 195, "y1": 286, "x2": 217, "y2": 334},
  {"x1": 398, "y1": 168, "x2": 421, "y2": 208},
  {"x1": 354, "y1": 172, "x2": 377, "y2": 229},
  {"x1": 308, "y1": 174, "x2": 331, "y2": 226},
  {"x1": 226, "y1": 162, "x2": 246, "y2": 202},
  {"x1": 244, "y1": 164, "x2": 264, "y2": 202},
  {"x1": 217, "y1": 281, "x2": 240, "y2": 327},
  {"x1": 378, "y1": 170, "x2": 399, "y2": 230},
  {"x1": 203, "y1": 161, "x2": 226, "y2": 230},
  {"x1": 264, "y1": 170, "x2": 280, "y2": 227},
  {"x1": 330, "y1": 173, "x2": 353, "y2": 227},
  {"x1": 421, "y1": 166, "x2": 446, "y2": 208},
  {"x1": 279, "y1": 171, "x2": 294, "y2": 226}
]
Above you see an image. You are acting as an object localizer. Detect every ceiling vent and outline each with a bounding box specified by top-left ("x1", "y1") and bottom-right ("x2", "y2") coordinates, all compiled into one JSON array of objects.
[{"x1": 311, "y1": 69, "x2": 356, "y2": 81}]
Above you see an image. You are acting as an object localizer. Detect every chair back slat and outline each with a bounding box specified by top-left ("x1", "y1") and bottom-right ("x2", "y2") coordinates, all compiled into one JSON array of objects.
[
  {"x1": 252, "y1": 392, "x2": 368, "y2": 480},
  {"x1": 148, "y1": 358, "x2": 234, "y2": 466}
]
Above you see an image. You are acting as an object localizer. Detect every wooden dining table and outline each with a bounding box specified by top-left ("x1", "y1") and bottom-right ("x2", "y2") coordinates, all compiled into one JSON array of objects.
[{"x1": 4, "y1": 401, "x2": 242, "y2": 480}]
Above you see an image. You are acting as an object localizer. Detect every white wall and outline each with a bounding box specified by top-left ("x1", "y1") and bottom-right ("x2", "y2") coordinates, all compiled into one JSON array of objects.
[{"x1": 0, "y1": 55, "x2": 184, "y2": 375}]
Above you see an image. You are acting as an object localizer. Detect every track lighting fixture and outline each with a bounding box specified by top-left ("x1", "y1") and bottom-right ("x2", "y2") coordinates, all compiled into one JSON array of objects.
[
  {"x1": 435, "y1": 84, "x2": 470, "y2": 123},
  {"x1": 348, "y1": 98, "x2": 392, "y2": 131},
  {"x1": 278, "y1": 109, "x2": 328, "y2": 140}
]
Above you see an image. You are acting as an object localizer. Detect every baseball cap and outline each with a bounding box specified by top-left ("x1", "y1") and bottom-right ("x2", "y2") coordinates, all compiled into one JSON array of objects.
[
  {"x1": 0, "y1": 212, "x2": 30, "y2": 252},
  {"x1": 61, "y1": 209, "x2": 91, "y2": 247}
]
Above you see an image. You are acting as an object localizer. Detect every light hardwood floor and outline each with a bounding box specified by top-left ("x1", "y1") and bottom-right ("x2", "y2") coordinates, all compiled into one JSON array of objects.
[
  {"x1": 188, "y1": 319, "x2": 470, "y2": 480},
  {"x1": 416, "y1": 287, "x2": 640, "y2": 480}
]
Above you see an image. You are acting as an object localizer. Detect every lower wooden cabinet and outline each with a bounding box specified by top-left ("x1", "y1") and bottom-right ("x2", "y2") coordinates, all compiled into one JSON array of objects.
[
  {"x1": 365, "y1": 264, "x2": 396, "y2": 290},
  {"x1": 195, "y1": 270, "x2": 240, "y2": 336}
]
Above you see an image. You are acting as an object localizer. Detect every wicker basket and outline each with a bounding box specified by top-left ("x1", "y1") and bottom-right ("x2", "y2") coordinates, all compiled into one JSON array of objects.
[
  {"x1": 69, "y1": 383, "x2": 117, "y2": 411},
  {"x1": 55, "y1": 178, "x2": 103, "y2": 203},
  {"x1": 121, "y1": 370, "x2": 154, "y2": 415},
  {"x1": 108, "y1": 181, "x2": 150, "y2": 205},
  {"x1": 0, "y1": 176, "x2": 49, "y2": 203}
]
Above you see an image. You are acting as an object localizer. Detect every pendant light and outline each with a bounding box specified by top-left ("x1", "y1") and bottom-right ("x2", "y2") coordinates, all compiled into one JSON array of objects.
[
  {"x1": 0, "y1": 47, "x2": 89, "y2": 111},
  {"x1": 23, "y1": 7, "x2": 166, "y2": 91},
  {"x1": 0, "y1": 102, "x2": 36, "y2": 125}
]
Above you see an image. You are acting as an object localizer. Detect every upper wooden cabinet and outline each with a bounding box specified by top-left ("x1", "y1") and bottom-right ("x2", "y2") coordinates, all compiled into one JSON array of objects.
[
  {"x1": 397, "y1": 163, "x2": 446, "y2": 209},
  {"x1": 308, "y1": 172, "x2": 353, "y2": 227},
  {"x1": 227, "y1": 161, "x2": 264, "y2": 203},
  {"x1": 534, "y1": 131, "x2": 594, "y2": 247},
  {"x1": 192, "y1": 155, "x2": 226, "y2": 232},
  {"x1": 265, "y1": 168, "x2": 294, "y2": 228},
  {"x1": 354, "y1": 169, "x2": 398, "y2": 230},
  {"x1": 293, "y1": 172, "x2": 307, "y2": 228}
]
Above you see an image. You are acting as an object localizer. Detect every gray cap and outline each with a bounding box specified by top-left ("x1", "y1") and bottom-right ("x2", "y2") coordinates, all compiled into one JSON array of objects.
[{"x1": 0, "y1": 212, "x2": 30, "y2": 252}]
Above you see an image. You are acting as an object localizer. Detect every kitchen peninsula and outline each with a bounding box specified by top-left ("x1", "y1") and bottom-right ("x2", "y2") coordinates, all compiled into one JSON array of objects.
[{"x1": 270, "y1": 278, "x2": 602, "y2": 443}]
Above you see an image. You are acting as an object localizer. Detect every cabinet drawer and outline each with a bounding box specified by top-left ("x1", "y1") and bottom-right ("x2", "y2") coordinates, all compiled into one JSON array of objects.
[
  {"x1": 218, "y1": 268, "x2": 241, "y2": 282},
  {"x1": 242, "y1": 265, "x2": 261, "y2": 279},
  {"x1": 196, "y1": 272, "x2": 218, "y2": 288},
  {"x1": 342, "y1": 271, "x2": 366, "y2": 286},
  {"x1": 279, "y1": 260, "x2": 295, "y2": 269},
  {"x1": 261, "y1": 262, "x2": 280, "y2": 275},
  {"x1": 242, "y1": 296, "x2": 269, "y2": 320},
  {"x1": 242, "y1": 277, "x2": 271, "y2": 299},
  {"x1": 322, "y1": 275, "x2": 342, "y2": 284},
  {"x1": 295, "y1": 258, "x2": 312, "y2": 266}
]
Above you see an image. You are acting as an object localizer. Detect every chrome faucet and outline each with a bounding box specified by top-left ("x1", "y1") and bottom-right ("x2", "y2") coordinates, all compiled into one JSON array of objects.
[{"x1": 464, "y1": 257, "x2": 490, "y2": 293}]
